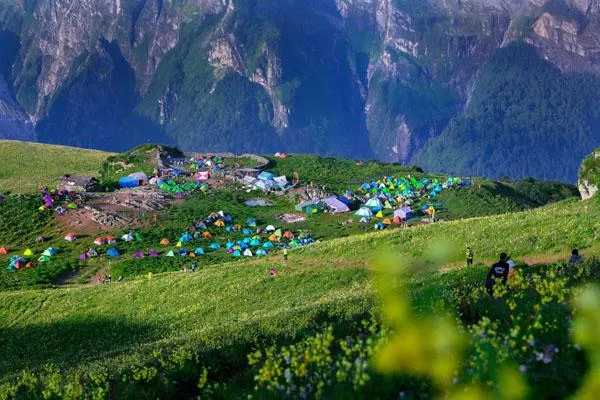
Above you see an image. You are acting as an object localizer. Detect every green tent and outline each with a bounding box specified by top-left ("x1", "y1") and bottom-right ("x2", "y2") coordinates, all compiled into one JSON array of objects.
[{"x1": 37, "y1": 255, "x2": 50, "y2": 263}]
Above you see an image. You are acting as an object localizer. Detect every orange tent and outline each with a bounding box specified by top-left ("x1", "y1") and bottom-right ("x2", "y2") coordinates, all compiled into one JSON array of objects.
[
  {"x1": 215, "y1": 220, "x2": 225, "y2": 227},
  {"x1": 392, "y1": 216, "x2": 402, "y2": 224},
  {"x1": 268, "y1": 234, "x2": 279, "y2": 242},
  {"x1": 202, "y1": 231, "x2": 213, "y2": 239},
  {"x1": 189, "y1": 252, "x2": 196, "y2": 258},
  {"x1": 25, "y1": 262, "x2": 36, "y2": 269},
  {"x1": 383, "y1": 218, "x2": 392, "y2": 225},
  {"x1": 283, "y1": 231, "x2": 295, "y2": 240},
  {"x1": 0, "y1": 247, "x2": 7, "y2": 255},
  {"x1": 160, "y1": 238, "x2": 170, "y2": 246}
]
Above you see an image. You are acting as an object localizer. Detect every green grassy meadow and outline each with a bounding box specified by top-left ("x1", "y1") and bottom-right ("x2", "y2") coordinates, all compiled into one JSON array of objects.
[{"x1": 0, "y1": 141, "x2": 112, "y2": 194}]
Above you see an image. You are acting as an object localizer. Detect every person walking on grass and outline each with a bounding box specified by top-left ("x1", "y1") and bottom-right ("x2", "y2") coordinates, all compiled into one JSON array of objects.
[
  {"x1": 485, "y1": 252, "x2": 510, "y2": 296},
  {"x1": 569, "y1": 249, "x2": 583, "y2": 266},
  {"x1": 283, "y1": 248, "x2": 288, "y2": 262},
  {"x1": 466, "y1": 246, "x2": 474, "y2": 266}
]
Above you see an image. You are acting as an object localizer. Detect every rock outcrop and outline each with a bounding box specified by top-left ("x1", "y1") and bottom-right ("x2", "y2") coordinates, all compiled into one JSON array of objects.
[{"x1": 579, "y1": 149, "x2": 600, "y2": 200}]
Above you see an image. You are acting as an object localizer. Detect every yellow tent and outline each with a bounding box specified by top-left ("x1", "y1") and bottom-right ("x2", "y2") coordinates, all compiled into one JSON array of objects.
[
  {"x1": 375, "y1": 211, "x2": 384, "y2": 218},
  {"x1": 215, "y1": 220, "x2": 225, "y2": 227},
  {"x1": 24, "y1": 249, "x2": 33, "y2": 257},
  {"x1": 202, "y1": 231, "x2": 213, "y2": 239},
  {"x1": 176, "y1": 241, "x2": 183, "y2": 248}
]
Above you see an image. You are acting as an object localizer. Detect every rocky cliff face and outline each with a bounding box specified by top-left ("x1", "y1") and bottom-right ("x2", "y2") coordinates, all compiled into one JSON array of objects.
[
  {"x1": 579, "y1": 149, "x2": 600, "y2": 200},
  {"x1": 1, "y1": 0, "x2": 600, "y2": 180}
]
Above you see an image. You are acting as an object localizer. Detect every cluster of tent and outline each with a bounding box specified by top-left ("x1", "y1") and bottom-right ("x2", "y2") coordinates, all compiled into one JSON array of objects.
[
  {"x1": 351, "y1": 175, "x2": 470, "y2": 227},
  {"x1": 154, "y1": 211, "x2": 315, "y2": 259},
  {"x1": 38, "y1": 189, "x2": 83, "y2": 215},
  {"x1": 242, "y1": 171, "x2": 291, "y2": 192},
  {"x1": 359, "y1": 175, "x2": 468, "y2": 201},
  {"x1": 5, "y1": 247, "x2": 58, "y2": 270},
  {"x1": 189, "y1": 155, "x2": 226, "y2": 172}
]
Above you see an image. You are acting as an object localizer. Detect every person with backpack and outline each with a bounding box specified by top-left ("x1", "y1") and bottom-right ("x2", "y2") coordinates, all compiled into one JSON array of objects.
[
  {"x1": 485, "y1": 253, "x2": 510, "y2": 296},
  {"x1": 569, "y1": 249, "x2": 583, "y2": 266}
]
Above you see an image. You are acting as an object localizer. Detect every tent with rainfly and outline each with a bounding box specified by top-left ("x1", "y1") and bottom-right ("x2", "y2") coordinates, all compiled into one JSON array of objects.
[
  {"x1": 256, "y1": 249, "x2": 267, "y2": 257},
  {"x1": 210, "y1": 243, "x2": 221, "y2": 250},
  {"x1": 107, "y1": 248, "x2": 120, "y2": 257},
  {"x1": 23, "y1": 249, "x2": 33, "y2": 257},
  {"x1": 246, "y1": 218, "x2": 257, "y2": 227},
  {"x1": 365, "y1": 198, "x2": 382, "y2": 209},
  {"x1": 160, "y1": 238, "x2": 170, "y2": 246},
  {"x1": 243, "y1": 249, "x2": 253, "y2": 257},
  {"x1": 194, "y1": 248, "x2": 205, "y2": 255},
  {"x1": 38, "y1": 255, "x2": 50, "y2": 263},
  {"x1": 232, "y1": 250, "x2": 242, "y2": 257},
  {"x1": 43, "y1": 248, "x2": 57, "y2": 256},
  {"x1": 134, "y1": 251, "x2": 145, "y2": 259},
  {"x1": 165, "y1": 250, "x2": 175, "y2": 257},
  {"x1": 64, "y1": 233, "x2": 77, "y2": 242},
  {"x1": 150, "y1": 250, "x2": 160, "y2": 257},
  {"x1": 0, "y1": 247, "x2": 7, "y2": 255}
]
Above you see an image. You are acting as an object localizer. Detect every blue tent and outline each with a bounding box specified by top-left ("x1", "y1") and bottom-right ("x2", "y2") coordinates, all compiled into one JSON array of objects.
[
  {"x1": 118, "y1": 176, "x2": 141, "y2": 188},
  {"x1": 194, "y1": 248, "x2": 205, "y2": 255},
  {"x1": 243, "y1": 228, "x2": 253, "y2": 235},
  {"x1": 107, "y1": 248, "x2": 120, "y2": 257},
  {"x1": 258, "y1": 171, "x2": 274, "y2": 181},
  {"x1": 250, "y1": 239, "x2": 261, "y2": 247},
  {"x1": 246, "y1": 218, "x2": 257, "y2": 227},
  {"x1": 263, "y1": 241, "x2": 274, "y2": 249},
  {"x1": 233, "y1": 250, "x2": 242, "y2": 257},
  {"x1": 256, "y1": 249, "x2": 267, "y2": 256},
  {"x1": 179, "y1": 232, "x2": 192, "y2": 242},
  {"x1": 209, "y1": 243, "x2": 221, "y2": 250}
]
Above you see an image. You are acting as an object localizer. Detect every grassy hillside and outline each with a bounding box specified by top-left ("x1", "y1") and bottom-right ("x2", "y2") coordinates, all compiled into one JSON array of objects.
[
  {"x1": 0, "y1": 140, "x2": 112, "y2": 194},
  {"x1": 1, "y1": 197, "x2": 598, "y2": 396}
]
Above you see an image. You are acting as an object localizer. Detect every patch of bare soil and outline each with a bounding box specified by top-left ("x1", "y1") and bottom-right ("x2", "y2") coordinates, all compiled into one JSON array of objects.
[{"x1": 57, "y1": 187, "x2": 172, "y2": 235}]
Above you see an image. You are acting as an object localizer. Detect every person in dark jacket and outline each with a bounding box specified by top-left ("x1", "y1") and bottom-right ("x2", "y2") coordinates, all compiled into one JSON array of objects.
[
  {"x1": 485, "y1": 253, "x2": 510, "y2": 296},
  {"x1": 568, "y1": 249, "x2": 583, "y2": 266}
]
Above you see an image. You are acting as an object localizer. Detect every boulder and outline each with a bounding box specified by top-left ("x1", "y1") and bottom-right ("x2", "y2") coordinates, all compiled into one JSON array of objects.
[{"x1": 578, "y1": 149, "x2": 600, "y2": 200}]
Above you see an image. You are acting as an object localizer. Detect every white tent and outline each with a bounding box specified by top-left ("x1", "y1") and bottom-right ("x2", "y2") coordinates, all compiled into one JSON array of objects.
[
  {"x1": 365, "y1": 198, "x2": 382, "y2": 209},
  {"x1": 355, "y1": 207, "x2": 373, "y2": 218}
]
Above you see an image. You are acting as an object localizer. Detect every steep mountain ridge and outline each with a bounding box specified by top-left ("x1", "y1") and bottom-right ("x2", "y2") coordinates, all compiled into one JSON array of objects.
[{"x1": 1, "y1": 0, "x2": 600, "y2": 181}]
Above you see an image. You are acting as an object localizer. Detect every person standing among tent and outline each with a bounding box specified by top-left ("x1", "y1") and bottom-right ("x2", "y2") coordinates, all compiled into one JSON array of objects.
[
  {"x1": 466, "y1": 247, "x2": 474, "y2": 266},
  {"x1": 283, "y1": 248, "x2": 288, "y2": 262},
  {"x1": 485, "y1": 253, "x2": 510, "y2": 296}
]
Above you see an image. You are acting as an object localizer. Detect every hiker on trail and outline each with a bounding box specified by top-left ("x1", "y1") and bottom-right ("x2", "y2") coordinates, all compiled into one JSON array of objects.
[
  {"x1": 485, "y1": 253, "x2": 510, "y2": 296},
  {"x1": 569, "y1": 249, "x2": 583, "y2": 266},
  {"x1": 283, "y1": 248, "x2": 288, "y2": 262},
  {"x1": 466, "y1": 247, "x2": 474, "y2": 266}
]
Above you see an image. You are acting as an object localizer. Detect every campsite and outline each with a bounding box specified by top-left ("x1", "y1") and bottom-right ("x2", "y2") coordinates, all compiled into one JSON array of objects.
[{"x1": 0, "y1": 141, "x2": 598, "y2": 398}]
